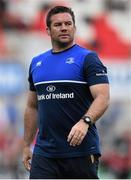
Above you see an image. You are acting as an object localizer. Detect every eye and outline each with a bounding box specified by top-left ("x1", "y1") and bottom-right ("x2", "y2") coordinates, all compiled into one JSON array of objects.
[
  {"x1": 54, "y1": 23, "x2": 61, "y2": 27},
  {"x1": 65, "y1": 21, "x2": 72, "y2": 26}
]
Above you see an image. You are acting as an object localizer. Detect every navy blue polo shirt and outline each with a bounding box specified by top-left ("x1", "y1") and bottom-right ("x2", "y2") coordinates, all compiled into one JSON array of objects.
[{"x1": 28, "y1": 44, "x2": 109, "y2": 158}]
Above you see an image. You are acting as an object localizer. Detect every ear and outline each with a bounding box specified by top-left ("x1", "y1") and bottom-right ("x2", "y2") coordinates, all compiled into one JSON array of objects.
[{"x1": 46, "y1": 27, "x2": 51, "y2": 36}]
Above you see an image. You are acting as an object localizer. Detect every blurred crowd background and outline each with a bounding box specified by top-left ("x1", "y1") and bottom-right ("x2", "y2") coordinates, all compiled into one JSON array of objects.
[{"x1": 0, "y1": 0, "x2": 131, "y2": 178}]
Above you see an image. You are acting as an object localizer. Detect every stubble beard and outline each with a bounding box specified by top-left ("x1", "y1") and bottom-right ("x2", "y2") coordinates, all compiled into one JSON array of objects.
[
  {"x1": 54, "y1": 38, "x2": 74, "y2": 49},
  {"x1": 58, "y1": 41, "x2": 71, "y2": 48}
]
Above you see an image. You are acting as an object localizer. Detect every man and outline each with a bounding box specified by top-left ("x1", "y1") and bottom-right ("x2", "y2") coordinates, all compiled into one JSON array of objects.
[{"x1": 23, "y1": 6, "x2": 110, "y2": 179}]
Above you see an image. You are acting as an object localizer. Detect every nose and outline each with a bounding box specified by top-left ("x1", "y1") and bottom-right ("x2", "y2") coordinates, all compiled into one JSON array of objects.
[{"x1": 61, "y1": 23, "x2": 67, "y2": 31}]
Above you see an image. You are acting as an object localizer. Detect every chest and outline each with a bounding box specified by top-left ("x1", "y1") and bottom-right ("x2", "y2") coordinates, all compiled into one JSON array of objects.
[{"x1": 32, "y1": 56, "x2": 85, "y2": 83}]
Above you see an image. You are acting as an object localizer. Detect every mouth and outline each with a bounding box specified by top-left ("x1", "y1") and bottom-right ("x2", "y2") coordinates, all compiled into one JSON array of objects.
[{"x1": 59, "y1": 34, "x2": 70, "y2": 38}]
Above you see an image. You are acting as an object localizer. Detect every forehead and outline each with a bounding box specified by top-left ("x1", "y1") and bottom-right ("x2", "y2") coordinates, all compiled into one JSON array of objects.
[{"x1": 50, "y1": 13, "x2": 73, "y2": 24}]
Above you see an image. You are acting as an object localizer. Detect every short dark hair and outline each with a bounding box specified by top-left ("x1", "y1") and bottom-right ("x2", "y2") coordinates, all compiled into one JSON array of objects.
[{"x1": 46, "y1": 6, "x2": 75, "y2": 28}]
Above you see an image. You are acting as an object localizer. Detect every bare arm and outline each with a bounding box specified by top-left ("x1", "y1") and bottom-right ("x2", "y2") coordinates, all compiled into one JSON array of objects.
[
  {"x1": 24, "y1": 91, "x2": 38, "y2": 147},
  {"x1": 23, "y1": 91, "x2": 38, "y2": 171},
  {"x1": 68, "y1": 83, "x2": 110, "y2": 146},
  {"x1": 84, "y1": 83, "x2": 110, "y2": 122}
]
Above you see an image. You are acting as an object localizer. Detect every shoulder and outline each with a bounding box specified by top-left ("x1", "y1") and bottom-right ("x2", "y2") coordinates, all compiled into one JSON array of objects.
[
  {"x1": 75, "y1": 44, "x2": 93, "y2": 56},
  {"x1": 33, "y1": 49, "x2": 51, "y2": 62},
  {"x1": 84, "y1": 51, "x2": 103, "y2": 66},
  {"x1": 29, "y1": 49, "x2": 51, "y2": 67},
  {"x1": 74, "y1": 45, "x2": 101, "y2": 65},
  {"x1": 74, "y1": 45, "x2": 99, "y2": 62}
]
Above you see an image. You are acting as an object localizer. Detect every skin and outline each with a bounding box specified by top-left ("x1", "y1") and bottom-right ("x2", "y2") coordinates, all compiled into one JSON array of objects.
[
  {"x1": 46, "y1": 13, "x2": 76, "y2": 52},
  {"x1": 67, "y1": 84, "x2": 110, "y2": 146},
  {"x1": 23, "y1": 12, "x2": 110, "y2": 171},
  {"x1": 23, "y1": 91, "x2": 38, "y2": 171}
]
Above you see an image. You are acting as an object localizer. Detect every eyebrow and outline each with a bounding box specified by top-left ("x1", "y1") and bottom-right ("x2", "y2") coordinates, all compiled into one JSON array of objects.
[{"x1": 53, "y1": 20, "x2": 73, "y2": 24}]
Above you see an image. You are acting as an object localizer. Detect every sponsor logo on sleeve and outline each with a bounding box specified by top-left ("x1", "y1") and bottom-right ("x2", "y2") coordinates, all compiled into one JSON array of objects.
[{"x1": 96, "y1": 70, "x2": 107, "y2": 76}]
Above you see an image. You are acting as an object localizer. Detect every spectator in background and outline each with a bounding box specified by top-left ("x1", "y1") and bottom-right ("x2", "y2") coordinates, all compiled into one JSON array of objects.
[
  {"x1": 0, "y1": 100, "x2": 22, "y2": 178},
  {"x1": 83, "y1": 0, "x2": 129, "y2": 59},
  {"x1": 30, "y1": 1, "x2": 69, "y2": 34},
  {"x1": 30, "y1": 3, "x2": 52, "y2": 33},
  {"x1": 0, "y1": 0, "x2": 8, "y2": 56},
  {"x1": 0, "y1": 0, "x2": 27, "y2": 31},
  {"x1": 102, "y1": 131, "x2": 131, "y2": 179}
]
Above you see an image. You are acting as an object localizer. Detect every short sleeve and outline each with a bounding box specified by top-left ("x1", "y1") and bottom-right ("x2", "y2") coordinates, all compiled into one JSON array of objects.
[
  {"x1": 28, "y1": 64, "x2": 36, "y2": 91},
  {"x1": 83, "y1": 52, "x2": 109, "y2": 86}
]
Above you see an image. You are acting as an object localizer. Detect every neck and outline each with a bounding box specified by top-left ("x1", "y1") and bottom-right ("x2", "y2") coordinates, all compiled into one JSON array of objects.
[{"x1": 52, "y1": 41, "x2": 75, "y2": 53}]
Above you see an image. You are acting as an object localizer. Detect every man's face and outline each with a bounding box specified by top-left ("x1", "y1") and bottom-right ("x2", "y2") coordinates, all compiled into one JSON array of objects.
[{"x1": 47, "y1": 13, "x2": 76, "y2": 45}]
